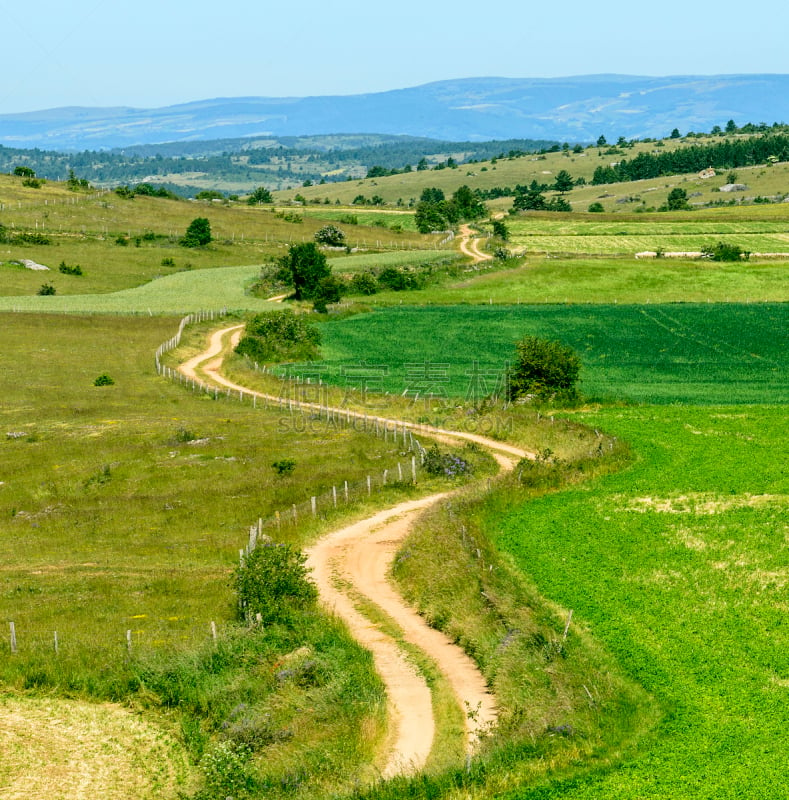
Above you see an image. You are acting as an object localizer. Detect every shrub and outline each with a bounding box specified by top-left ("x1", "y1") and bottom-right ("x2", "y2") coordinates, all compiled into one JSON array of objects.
[
  {"x1": 587, "y1": 202, "x2": 605, "y2": 213},
  {"x1": 314, "y1": 224, "x2": 346, "y2": 246},
  {"x1": 422, "y1": 444, "x2": 472, "y2": 478},
  {"x1": 271, "y1": 458, "x2": 296, "y2": 476},
  {"x1": 181, "y1": 217, "x2": 212, "y2": 248},
  {"x1": 702, "y1": 241, "x2": 750, "y2": 261},
  {"x1": 58, "y1": 261, "x2": 83, "y2": 276},
  {"x1": 93, "y1": 374, "x2": 115, "y2": 386},
  {"x1": 312, "y1": 274, "x2": 345, "y2": 313},
  {"x1": 37, "y1": 283, "x2": 56, "y2": 296},
  {"x1": 161, "y1": 257, "x2": 175, "y2": 267},
  {"x1": 235, "y1": 310, "x2": 321, "y2": 363},
  {"x1": 508, "y1": 335, "x2": 581, "y2": 401},
  {"x1": 232, "y1": 543, "x2": 317, "y2": 625},
  {"x1": 349, "y1": 271, "x2": 378, "y2": 295}
]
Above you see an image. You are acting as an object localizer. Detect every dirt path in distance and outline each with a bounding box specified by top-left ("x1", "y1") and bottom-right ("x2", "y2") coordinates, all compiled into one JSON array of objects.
[{"x1": 459, "y1": 224, "x2": 491, "y2": 264}]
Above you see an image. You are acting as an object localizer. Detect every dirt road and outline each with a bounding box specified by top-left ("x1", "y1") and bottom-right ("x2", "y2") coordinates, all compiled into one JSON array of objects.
[
  {"x1": 178, "y1": 325, "x2": 530, "y2": 777},
  {"x1": 458, "y1": 224, "x2": 491, "y2": 264}
]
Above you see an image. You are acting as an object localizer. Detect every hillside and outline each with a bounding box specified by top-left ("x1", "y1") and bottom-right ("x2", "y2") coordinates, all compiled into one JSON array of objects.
[{"x1": 3, "y1": 74, "x2": 789, "y2": 150}]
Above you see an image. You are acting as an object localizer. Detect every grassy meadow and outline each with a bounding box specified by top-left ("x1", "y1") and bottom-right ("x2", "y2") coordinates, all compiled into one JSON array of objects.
[
  {"x1": 488, "y1": 404, "x2": 789, "y2": 798},
  {"x1": 1, "y1": 142, "x2": 789, "y2": 799},
  {"x1": 0, "y1": 312, "x2": 482, "y2": 798}
]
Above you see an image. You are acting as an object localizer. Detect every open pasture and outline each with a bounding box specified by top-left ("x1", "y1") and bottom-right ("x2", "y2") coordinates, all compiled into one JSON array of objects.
[
  {"x1": 310, "y1": 304, "x2": 789, "y2": 404},
  {"x1": 0, "y1": 312, "x2": 414, "y2": 667},
  {"x1": 492, "y1": 403, "x2": 789, "y2": 798}
]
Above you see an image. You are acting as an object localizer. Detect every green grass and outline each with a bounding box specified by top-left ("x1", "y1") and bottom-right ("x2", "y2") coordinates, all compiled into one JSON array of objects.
[
  {"x1": 357, "y1": 257, "x2": 789, "y2": 306},
  {"x1": 300, "y1": 207, "x2": 419, "y2": 232},
  {"x1": 0, "y1": 251, "x2": 458, "y2": 313},
  {"x1": 300, "y1": 304, "x2": 789, "y2": 405},
  {"x1": 489, "y1": 404, "x2": 789, "y2": 798},
  {"x1": 0, "y1": 312, "x2": 473, "y2": 797}
]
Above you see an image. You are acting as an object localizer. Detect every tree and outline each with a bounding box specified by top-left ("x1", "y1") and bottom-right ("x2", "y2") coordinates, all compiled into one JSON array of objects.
[
  {"x1": 665, "y1": 187, "x2": 690, "y2": 211},
  {"x1": 670, "y1": 128, "x2": 682, "y2": 139},
  {"x1": 725, "y1": 119, "x2": 738, "y2": 134},
  {"x1": 247, "y1": 186, "x2": 273, "y2": 204},
  {"x1": 414, "y1": 201, "x2": 447, "y2": 233},
  {"x1": 587, "y1": 202, "x2": 605, "y2": 213},
  {"x1": 420, "y1": 187, "x2": 445, "y2": 203},
  {"x1": 180, "y1": 217, "x2": 212, "y2": 247},
  {"x1": 13, "y1": 165, "x2": 35, "y2": 177},
  {"x1": 512, "y1": 186, "x2": 546, "y2": 212},
  {"x1": 596, "y1": 135, "x2": 607, "y2": 147},
  {"x1": 349, "y1": 271, "x2": 378, "y2": 295},
  {"x1": 452, "y1": 185, "x2": 485, "y2": 219},
  {"x1": 195, "y1": 190, "x2": 223, "y2": 200},
  {"x1": 553, "y1": 169, "x2": 575, "y2": 194},
  {"x1": 278, "y1": 242, "x2": 330, "y2": 300},
  {"x1": 508, "y1": 335, "x2": 581, "y2": 401},
  {"x1": 314, "y1": 224, "x2": 346, "y2": 247}
]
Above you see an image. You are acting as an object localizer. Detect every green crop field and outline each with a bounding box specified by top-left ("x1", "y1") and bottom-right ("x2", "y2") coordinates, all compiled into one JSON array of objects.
[
  {"x1": 490, "y1": 404, "x2": 789, "y2": 799},
  {"x1": 304, "y1": 304, "x2": 789, "y2": 405}
]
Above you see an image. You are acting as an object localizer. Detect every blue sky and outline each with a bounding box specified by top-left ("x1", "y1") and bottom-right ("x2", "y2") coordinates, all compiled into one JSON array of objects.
[{"x1": 1, "y1": 0, "x2": 786, "y2": 114}]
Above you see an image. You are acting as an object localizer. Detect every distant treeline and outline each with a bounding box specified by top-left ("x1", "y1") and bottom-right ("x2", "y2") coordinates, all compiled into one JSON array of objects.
[
  {"x1": 592, "y1": 133, "x2": 789, "y2": 185},
  {"x1": 0, "y1": 135, "x2": 557, "y2": 197}
]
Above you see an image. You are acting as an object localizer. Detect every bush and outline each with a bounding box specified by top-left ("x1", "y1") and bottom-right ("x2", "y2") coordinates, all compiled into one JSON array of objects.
[
  {"x1": 312, "y1": 274, "x2": 345, "y2": 313},
  {"x1": 161, "y1": 257, "x2": 175, "y2": 267},
  {"x1": 702, "y1": 241, "x2": 750, "y2": 261},
  {"x1": 232, "y1": 543, "x2": 317, "y2": 625},
  {"x1": 271, "y1": 458, "x2": 296, "y2": 476},
  {"x1": 587, "y1": 202, "x2": 605, "y2": 213},
  {"x1": 235, "y1": 310, "x2": 321, "y2": 363},
  {"x1": 58, "y1": 261, "x2": 83, "y2": 276},
  {"x1": 181, "y1": 217, "x2": 212, "y2": 248},
  {"x1": 93, "y1": 374, "x2": 115, "y2": 386},
  {"x1": 37, "y1": 283, "x2": 56, "y2": 295},
  {"x1": 422, "y1": 444, "x2": 472, "y2": 478},
  {"x1": 508, "y1": 335, "x2": 581, "y2": 401},
  {"x1": 314, "y1": 224, "x2": 346, "y2": 247},
  {"x1": 349, "y1": 271, "x2": 378, "y2": 295}
]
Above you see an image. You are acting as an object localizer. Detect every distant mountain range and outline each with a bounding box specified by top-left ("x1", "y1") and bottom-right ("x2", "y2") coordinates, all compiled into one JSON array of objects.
[{"x1": 2, "y1": 75, "x2": 789, "y2": 151}]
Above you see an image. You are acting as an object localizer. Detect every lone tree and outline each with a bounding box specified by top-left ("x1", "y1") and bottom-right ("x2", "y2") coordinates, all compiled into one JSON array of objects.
[
  {"x1": 247, "y1": 186, "x2": 273, "y2": 205},
  {"x1": 553, "y1": 169, "x2": 575, "y2": 194},
  {"x1": 181, "y1": 217, "x2": 212, "y2": 247},
  {"x1": 277, "y1": 242, "x2": 331, "y2": 300},
  {"x1": 665, "y1": 188, "x2": 690, "y2": 211},
  {"x1": 508, "y1": 335, "x2": 581, "y2": 401}
]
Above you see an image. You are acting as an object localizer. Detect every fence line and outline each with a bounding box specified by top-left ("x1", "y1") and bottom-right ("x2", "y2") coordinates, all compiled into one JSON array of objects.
[{"x1": 154, "y1": 312, "x2": 432, "y2": 555}]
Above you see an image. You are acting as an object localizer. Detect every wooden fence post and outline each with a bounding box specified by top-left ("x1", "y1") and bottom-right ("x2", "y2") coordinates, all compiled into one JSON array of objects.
[
  {"x1": 9, "y1": 621, "x2": 16, "y2": 653},
  {"x1": 54, "y1": 631, "x2": 59, "y2": 655},
  {"x1": 412, "y1": 456, "x2": 417, "y2": 483},
  {"x1": 126, "y1": 629, "x2": 132, "y2": 654},
  {"x1": 211, "y1": 621, "x2": 218, "y2": 643},
  {"x1": 367, "y1": 475, "x2": 372, "y2": 495},
  {"x1": 344, "y1": 480, "x2": 349, "y2": 502},
  {"x1": 311, "y1": 496, "x2": 317, "y2": 516},
  {"x1": 332, "y1": 486, "x2": 337, "y2": 507}
]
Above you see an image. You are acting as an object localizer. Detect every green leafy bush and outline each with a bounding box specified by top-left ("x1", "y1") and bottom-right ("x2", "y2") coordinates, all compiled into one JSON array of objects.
[
  {"x1": 37, "y1": 283, "x2": 56, "y2": 295},
  {"x1": 93, "y1": 374, "x2": 115, "y2": 386},
  {"x1": 232, "y1": 543, "x2": 317, "y2": 625},
  {"x1": 58, "y1": 261, "x2": 83, "y2": 276},
  {"x1": 508, "y1": 335, "x2": 581, "y2": 401},
  {"x1": 702, "y1": 241, "x2": 750, "y2": 261},
  {"x1": 235, "y1": 310, "x2": 321, "y2": 363},
  {"x1": 271, "y1": 458, "x2": 296, "y2": 476},
  {"x1": 181, "y1": 217, "x2": 212, "y2": 248}
]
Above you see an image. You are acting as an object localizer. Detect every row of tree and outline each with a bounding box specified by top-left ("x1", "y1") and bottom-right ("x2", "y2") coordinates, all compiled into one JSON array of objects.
[
  {"x1": 414, "y1": 185, "x2": 486, "y2": 232},
  {"x1": 591, "y1": 133, "x2": 789, "y2": 185}
]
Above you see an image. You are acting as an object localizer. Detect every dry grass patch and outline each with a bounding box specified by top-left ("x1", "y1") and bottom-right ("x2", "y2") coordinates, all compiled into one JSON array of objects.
[{"x1": 0, "y1": 694, "x2": 193, "y2": 800}]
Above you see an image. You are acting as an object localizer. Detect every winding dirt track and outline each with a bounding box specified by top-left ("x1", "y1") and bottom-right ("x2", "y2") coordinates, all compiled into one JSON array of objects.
[
  {"x1": 178, "y1": 325, "x2": 530, "y2": 777},
  {"x1": 458, "y1": 224, "x2": 491, "y2": 264}
]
